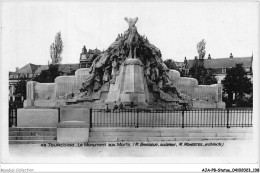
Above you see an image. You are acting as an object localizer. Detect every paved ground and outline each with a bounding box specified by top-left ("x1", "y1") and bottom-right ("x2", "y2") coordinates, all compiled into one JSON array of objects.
[{"x1": 4, "y1": 139, "x2": 258, "y2": 164}]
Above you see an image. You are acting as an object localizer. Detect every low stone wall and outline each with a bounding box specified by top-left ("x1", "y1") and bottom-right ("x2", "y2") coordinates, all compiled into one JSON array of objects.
[
  {"x1": 75, "y1": 68, "x2": 91, "y2": 89},
  {"x1": 59, "y1": 107, "x2": 90, "y2": 123},
  {"x1": 55, "y1": 76, "x2": 77, "y2": 98},
  {"x1": 211, "y1": 84, "x2": 223, "y2": 102},
  {"x1": 167, "y1": 70, "x2": 180, "y2": 82},
  {"x1": 17, "y1": 108, "x2": 59, "y2": 127},
  {"x1": 167, "y1": 71, "x2": 224, "y2": 104},
  {"x1": 34, "y1": 83, "x2": 55, "y2": 100},
  {"x1": 194, "y1": 85, "x2": 217, "y2": 102},
  {"x1": 175, "y1": 77, "x2": 198, "y2": 98},
  {"x1": 25, "y1": 81, "x2": 56, "y2": 107},
  {"x1": 26, "y1": 81, "x2": 37, "y2": 100}
]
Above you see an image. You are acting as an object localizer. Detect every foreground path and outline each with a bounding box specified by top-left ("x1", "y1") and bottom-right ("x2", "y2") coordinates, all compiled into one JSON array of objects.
[{"x1": 5, "y1": 139, "x2": 257, "y2": 163}]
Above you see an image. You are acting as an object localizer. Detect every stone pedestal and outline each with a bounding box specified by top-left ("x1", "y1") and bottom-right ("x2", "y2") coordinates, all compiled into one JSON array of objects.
[
  {"x1": 27, "y1": 81, "x2": 37, "y2": 100},
  {"x1": 24, "y1": 81, "x2": 37, "y2": 107},
  {"x1": 17, "y1": 108, "x2": 59, "y2": 127},
  {"x1": 57, "y1": 121, "x2": 89, "y2": 143},
  {"x1": 57, "y1": 107, "x2": 90, "y2": 143},
  {"x1": 106, "y1": 58, "x2": 149, "y2": 103}
]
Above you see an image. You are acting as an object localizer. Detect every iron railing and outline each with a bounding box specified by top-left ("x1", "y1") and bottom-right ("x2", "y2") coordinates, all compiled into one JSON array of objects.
[
  {"x1": 9, "y1": 101, "x2": 23, "y2": 127},
  {"x1": 9, "y1": 101, "x2": 23, "y2": 108},
  {"x1": 9, "y1": 108, "x2": 17, "y2": 127},
  {"x1": 90, "y1": 109, "x2": 253, "y2": 128}
]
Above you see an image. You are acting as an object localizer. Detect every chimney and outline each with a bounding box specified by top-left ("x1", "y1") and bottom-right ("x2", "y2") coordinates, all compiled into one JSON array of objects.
[
  {"x1": 230, "y1": 53, "x2": 233, "y2": 58},
  {"x1": 208, "y1": 54, "x2": 211, "y2": 60},
  {"x1": 15, "y1": 67, "x2": 19, "y2": 72}
]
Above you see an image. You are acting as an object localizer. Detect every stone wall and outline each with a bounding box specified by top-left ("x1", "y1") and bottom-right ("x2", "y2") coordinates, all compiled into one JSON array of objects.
[
  {"x1": 34, "y1": 83, "x2": 55, "y2": 100},
  {"x1": 175, "y1": 77, "x2": 198, "y2": 98},
  {"x1": 17, "y1": 108, "x2": 59, "y2": 127},
  {"x1": 55, "y1": 76, "x2": 77, "y2": 98},
  {"x1": 167, "y1": 70, "x2": 180, "y2": 82},
  {"x1": 25, "y1": 76, "x2": 78, "y2": 107},
  {"x1": 194, "y1": 85, "x2": 217, "y2": 102},
  {"x1": 26, "y1": 81, "x2": 37, "y2": 100},
  {"x1": 75, "y1": 68, "x2": 91, "y2": 89},
  {"x1": 167, "y1": 69, "x2": 224, "y2": 104},
  {"x1": 211, "y1": 84, "x2": 223, "y2": 102}
]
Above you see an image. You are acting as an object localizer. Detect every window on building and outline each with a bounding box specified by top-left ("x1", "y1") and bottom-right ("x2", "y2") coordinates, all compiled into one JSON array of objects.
[{"x1": 81, "y1": 63, "x2": 86, "y2": 68}]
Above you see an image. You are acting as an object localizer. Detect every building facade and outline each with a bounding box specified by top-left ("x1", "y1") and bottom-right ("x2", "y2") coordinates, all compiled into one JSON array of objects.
[
  {"x1": 79, "y1": 46, "x2": 101, "y2": 68},
  {"x1": 178, "y1": 53, "x2": 253, "y2": 84}
]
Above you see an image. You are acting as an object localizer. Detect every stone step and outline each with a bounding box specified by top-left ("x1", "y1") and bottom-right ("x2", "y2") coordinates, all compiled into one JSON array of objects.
[
  {"x1": 9, "y1": 140, "x2": 57, "y2": 144},
  {"x1": 90, "y1": 127, "x2": 252, "y2": 133},
  {"x1": 89, "y1": 132, "x2": 252, "y2": 137},
  {"x1": 88, "y1": 136, "x2": 252, "y2": 142},
  {"x1": 9, "y1": 136, "x2": 57, "y2": 140},
  {"x1": 89, "y1": 131, "x2": 252, "y2": 138},
  {"x1": 9, "y1": 127, "x2": 57, "y2": 132},
  {"x1": 146, "y1": 136, "x2": 252, "y2": 142},
  {"x1": 9, "y1": 131, "x2": 57, "y2": 136}
]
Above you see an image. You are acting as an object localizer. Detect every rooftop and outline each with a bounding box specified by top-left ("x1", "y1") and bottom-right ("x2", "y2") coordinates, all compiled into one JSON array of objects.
[
  {"x1": 185, "y1": 56, "x2": 253, "y2": 69},
  {"x1": 12, "y1": 63, "x2": 80, "y2": 75}
]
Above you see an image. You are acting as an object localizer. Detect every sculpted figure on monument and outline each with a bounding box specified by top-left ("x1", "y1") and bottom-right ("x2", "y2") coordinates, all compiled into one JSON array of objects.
[
  {"x1": 124, "y1": 17, "x2": 139, "y2": 59},
  {"x1": 93, "y1": 73, "x2": 101, "y2": 91},
  {"x1": 76, "y1": 17, "x2": 185, "y2": 105},
  {"x1": 102, "y1": 66, "x2": 110, "y2": 83}
]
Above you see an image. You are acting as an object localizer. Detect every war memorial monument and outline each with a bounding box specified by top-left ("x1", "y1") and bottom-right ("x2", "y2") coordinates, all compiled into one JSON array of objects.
[
  {"x1": 13, "y1": 17, "x2": 252, "y2": 144},
  {"x1": 23, "y1": 17, "x2": 225, "y2": 109}
]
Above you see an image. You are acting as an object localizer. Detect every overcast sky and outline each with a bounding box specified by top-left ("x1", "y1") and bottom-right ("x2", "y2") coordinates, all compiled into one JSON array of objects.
[{"x1": 2, "y1": 2, "x2": 259, "y2": 72}]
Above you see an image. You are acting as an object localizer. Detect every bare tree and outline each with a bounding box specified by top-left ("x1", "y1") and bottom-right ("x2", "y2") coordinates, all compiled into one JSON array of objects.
[{"x1": 50, "y1": 32, "x2": 63, "y2": 64}]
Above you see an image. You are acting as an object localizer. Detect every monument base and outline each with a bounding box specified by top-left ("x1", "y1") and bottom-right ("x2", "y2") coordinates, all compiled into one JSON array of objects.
[
  {"x1": 23, "y1": 99, "x2": 34, "y2": 107},
  {"x1": 34, "y1": 100, "x2": 57, "y2": 107},
  {"x1": 193, "y1": 101, "x2": 226, "y2": 109},
  {"x1": 17, "y1": 108, "x2": 59, "y2": 127},
  {"x1": 57, "y1": 107, "x2": 91, "y2": 143},
  {"x1": 57, "y1": 121, "x2": 89, "y2": 143},
  {"x1": 216, "y1": 101, "x2": 226, "y2": 109}
]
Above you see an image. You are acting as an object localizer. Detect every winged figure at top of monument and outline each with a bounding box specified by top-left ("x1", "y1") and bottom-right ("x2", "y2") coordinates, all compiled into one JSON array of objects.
[{"x1": 78, "y1": 17, "x2": 182, "y2": 104}]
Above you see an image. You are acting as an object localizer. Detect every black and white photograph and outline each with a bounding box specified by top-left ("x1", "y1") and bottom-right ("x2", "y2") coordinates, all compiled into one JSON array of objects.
[{"x1": 1, "y1": 1, "x2": 259, "y2": 172}]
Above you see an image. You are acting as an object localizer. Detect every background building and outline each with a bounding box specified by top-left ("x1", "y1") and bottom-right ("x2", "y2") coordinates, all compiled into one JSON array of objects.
[
  {"x1": 178, "y1": 53, "x2": 253, "y2": 83},
  {"x1": 9, "y1": 45, "x2": 100, "y2": 101},
  {"x1": 9, "y1": 63, "x2": 80, "y2": 101}
]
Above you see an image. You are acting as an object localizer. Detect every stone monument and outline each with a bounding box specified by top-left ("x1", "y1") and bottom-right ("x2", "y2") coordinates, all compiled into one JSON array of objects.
[
  {"x1": 23, "y1": 17, "x2": 225, "y2": 110},
  {"x1": 19, "y1": 17, "x2": 226, "y2": 143}
]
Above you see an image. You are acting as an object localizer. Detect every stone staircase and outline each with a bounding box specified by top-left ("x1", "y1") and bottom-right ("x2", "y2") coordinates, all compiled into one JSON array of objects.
[
  {"x1": 88, "y1": 127, "x2": 252, "y2": 142},
  {"x1": 9, "y1": 127, "x2": 57, "y2": 144},
  {"x1": 9, "y1": 127, "x2": 252, "y2": 144}
]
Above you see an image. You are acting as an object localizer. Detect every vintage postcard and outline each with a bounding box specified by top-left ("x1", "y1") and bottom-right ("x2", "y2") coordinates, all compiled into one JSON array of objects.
[{"x1": 1, "y1": 1, "x2": 259, "y2": 172}]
